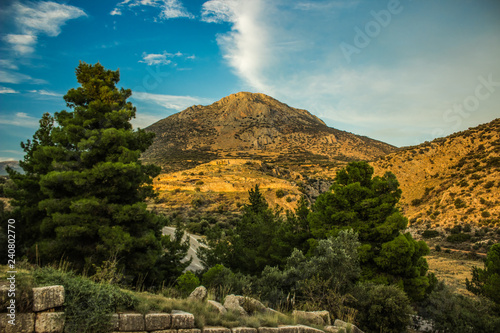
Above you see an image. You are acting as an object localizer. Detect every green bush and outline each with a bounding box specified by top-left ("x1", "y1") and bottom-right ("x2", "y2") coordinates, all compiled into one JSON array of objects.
[
  {"x1": 176, "y1": 271, "x2": 200, "y2": 296},
  {"x1": 33, "y1": 267, "x2": 136, "y2": 333},
  {"x1": 447, "y1": 233, "x2": 471, "y2": 243},
  {"x1": 454, "y1": 198, "x2": 467, "y2": 208},
  {"x1": 276, "y1": 189, "x2": 285, "y2": 198},
  {"x1": 352, "y1": 283, "x2": 414, "y2": 333},
  {"x1": 422, "y1": 230, "x2": 440, "y2": 239}
]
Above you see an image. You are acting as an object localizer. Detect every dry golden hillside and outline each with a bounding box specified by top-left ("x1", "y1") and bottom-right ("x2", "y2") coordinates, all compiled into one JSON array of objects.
[{"x1": 372, "y1": 119, "x2": 500, "y2": 249}]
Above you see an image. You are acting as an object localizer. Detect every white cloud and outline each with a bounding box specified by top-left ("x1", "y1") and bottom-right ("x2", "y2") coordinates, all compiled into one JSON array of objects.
[
  {"x1": 111, "y1": 0, "x2": 193, "y2": 20},
  {"x1": 0, "y1": 60, "x2": 19, "y2": 70},
  {"x1": 132, "y1": 92, "x2": 212, "y2": 111},
  {"x1": 0, "y1": 70, "x2": 47, "y2": 84},
  {"x1": 140, "y1": 52, "x2": 172, "y2": 66},
  {"x1": 3, "y1": 1, "x2": 86, "y2": 56},
  {"x1": 0, "y1": 86, "x2": 19, "y2": 94},
  {"x1": 0, "y1": 112, "x2": 39, "y2": 128},
  {"x1": 28, "y1": 89, "x2": 62, "y2": 97}
]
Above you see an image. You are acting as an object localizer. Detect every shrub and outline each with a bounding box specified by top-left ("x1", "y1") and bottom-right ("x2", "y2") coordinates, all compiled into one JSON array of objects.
[
  {"x1": 33, "y1": 266, "x2": 136, "y2": 333},
  {"x1": 352, "y1": 283, "x2": 414, "y2": 333},
  {"x1": 481, "y1": 211, "x2": 491, "y2": 218},
  {"x1": 484, "y1": 181, "x2": 495, "y2": 189},
  {"x1": 176, "y1": 271, "x2": 200, "y2": 297},
  {"x1": 435, "y1": 245, "x2": 441, "y2": 252},
  {"x1": 454, "y1": 198, "x2": 467, "y2": 209},
  {"x1": 422, "y1": 230, "x2": 440, "y2": 239},
  {"x1": 276, "y1": 189, "x2": 285, "y2": 198},
  {"x1": 447, "y1": 233, "x2": 472, "y2": 243},
  {"x1": 411, "y1": 198, "x2": 423, "y2": 206}
]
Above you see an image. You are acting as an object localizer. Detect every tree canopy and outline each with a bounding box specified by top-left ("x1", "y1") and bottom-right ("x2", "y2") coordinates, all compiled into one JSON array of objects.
[{"x1": 7, "y1": 62, "x2": 163, "y2": 278}]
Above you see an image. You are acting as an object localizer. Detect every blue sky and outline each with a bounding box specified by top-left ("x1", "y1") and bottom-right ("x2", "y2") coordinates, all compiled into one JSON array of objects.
[{"x1": 1, "y1": 0, "x2": 499, "y2": 162}]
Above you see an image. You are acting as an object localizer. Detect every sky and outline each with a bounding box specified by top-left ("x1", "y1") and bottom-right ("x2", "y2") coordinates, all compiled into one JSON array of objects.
[{"x1": 0, "y1": 0, "x2": 499, "y2": 162}]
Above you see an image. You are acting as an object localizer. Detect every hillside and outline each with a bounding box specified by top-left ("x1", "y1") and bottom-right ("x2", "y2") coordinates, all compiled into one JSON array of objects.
[
  {"x1": 0, "y1": 160, "x2": 23, "y2": 176},
  {"x1": 373, "y1": 118, "x2": 500, "y2": 249},
  {"x1": 143, "y1": 92, "x2": 395, "y2": 171}
]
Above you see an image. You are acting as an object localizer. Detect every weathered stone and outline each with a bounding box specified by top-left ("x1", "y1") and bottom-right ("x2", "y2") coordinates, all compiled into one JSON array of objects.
[
  {"x1": 333, "y1": 319, "x2": 364, "y2": 333},
  {"x1": 323, "y1": 326, "x2": 340, "y2": 333},
  {"x1": 110, "y1": 313, "x2": 119, "y2": 331},
  {"x1": 258, "y1": 328, "x2": 279, "y2": 333},
  {"x1": 32, "y1": 285, "x2": 65, "y2": 312},
  {"x1": 292, "y1": 311, "x2": 324, "y2": 326},
  {"x1": 171, "y1": 310, "x2": 195, "y2": 329},
  {"x1": 232, "y1": 327, "x2": 258, "y2": 333},
  {"x1": 151, "y1": 330, "x2": 178, "y2": 333},
  {"x1": 223, "y1": 295, "x2": 247, "y2": 316},
  {"x1": 35, "y1": 312, "x2": 65, "y2": 333},
  {"x1": 278, "y1": 325, "x2": 300, "y2": 333},
  {"x1": 265, "y1": 308, "x2": 281, "y2": 316},
  {"x1": 119, "y1": 313, "x2": 145, "y2": 331},
  {"x1": 0, "y1": 312, "x2": 35, "y2": 333},
  {"x1": 188, "y1": 286, "x2": 208, "y2": 302},
  {"x1": 203, "y1": 327, "x2": 231, "y2": 333},
  {"x1": 239, "y1": 296, "x2": 267, "y2": 314},
  {"x1": 297, "y1": 325, "x2": 325, "y2": 333},
  {"x1": 146, "y1": 313, "x2": 172, "y2": 330},
  {"x1": 178, "y1": 329, "x2": 201, "y2": 333},
  {"x1": 207, "y1": 300, "x2": 227, "y2": 315},
  {"x1": 312, "y1": 311, "x2": 331, "y2": 326}
]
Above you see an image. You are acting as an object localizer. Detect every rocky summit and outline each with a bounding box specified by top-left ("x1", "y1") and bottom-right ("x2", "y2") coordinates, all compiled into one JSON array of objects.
[{"x1": 143, "y1": 92, "x2": 395, "y2": 171}]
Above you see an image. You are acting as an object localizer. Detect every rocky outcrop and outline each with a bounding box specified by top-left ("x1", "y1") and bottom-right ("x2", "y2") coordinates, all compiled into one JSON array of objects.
[{"x1": 188, "y1": 286, "x2": 208, "y2": 302}]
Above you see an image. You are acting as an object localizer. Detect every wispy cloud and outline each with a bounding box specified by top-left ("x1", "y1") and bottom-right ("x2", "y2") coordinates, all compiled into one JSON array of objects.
[
  {"x1": 132, "y1": 92, "x2": 212, "y2": 110},
  {"x1": 28, "y1": 89, "x2": 62, "y2": 97},
  {"x1": 0, "y1": 112, "x2": 39, "y2": 128},
  {"x1": 0, "y1": 70, "x2": 47, "y2": 84},
  {"x1": 139, "y1": 51, "x2": 195, "y2": 66},
  {"x1": 111, "y1": 0, "x2": 194, "y2": 20},
  {"x1": 4, "y1": 1, "x2": 87, "y2": 55},
  {"x1": 0, "y1": 60, "x2": 19, "y2": 70},
  {"x1": 0, "y1": 86, "x2": 19, "y2": 94}
]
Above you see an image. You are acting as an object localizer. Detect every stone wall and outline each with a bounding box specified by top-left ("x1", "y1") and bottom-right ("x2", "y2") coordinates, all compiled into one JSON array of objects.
[{"x1": 0, "y1": 286, "x2": 360, "y2": 333}]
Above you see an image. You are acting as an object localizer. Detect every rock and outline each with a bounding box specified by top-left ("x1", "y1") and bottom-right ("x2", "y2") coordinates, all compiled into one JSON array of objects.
[
  {"x1": 145, "y1": 313, "x2": 172, "y2": 330},
  {"x1": 171, "y1": 310, "x2": 195, "y2": 329},
  {"x1": 324, "y1": 326, "x2": 340, "y2": 333},
  {"x1": 292, "y1": 310, "x2": 324, "y2": 326},
  {"x1": 265, "y1": 308, "x2": 281, "y2": 316},
  {"x1": 232, "y1": 327, "x2": 258, "y2": 333},
  {"x1": 312, "y1": 311, "x2": 331, "y2": 326},
  {"x1": 35, "y1": 312, "x2": 65, "y2": 333},
  {"x1": 32, "y1": 285, "x2": 65, "y2": 312},
  {"x1": 333, "y1": 319, "x2": 364, "y2": 333},
  {"x1": 189, "y1": 286, "x2": 208, "y2": 302},
  {"x1": 203, "y1": 327, "x2": 232, "y2": 333},
  {"x1": 119, "y1": 313, "x2": 145, "y2": 331},
  {"x1": 278, "y1": 325, "x2": 301, "y2": 333},
  {"x1": 1, "y1": 312, "x2": 35, "y2": 333},
  {"x1": 110, "y1": 313, "x2": 119, "y2": 331},
  {"x1": 258, "y1": 328, "x2": 279, "y2": 333},
  {"x1": 208, "y1": 300, "x2": 227, "y2": 314},
  {"x1": 223, "y1": 295, "x2": 247, "y2": 316},
  {"x1": 297, "y1": 325, "x2": 326, "y2": 333},
  {"x1": 178, "y1": 329, "x2": 202, "y2": 333}
]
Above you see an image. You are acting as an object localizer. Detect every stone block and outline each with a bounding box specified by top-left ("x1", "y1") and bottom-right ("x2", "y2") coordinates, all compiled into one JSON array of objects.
[
  {"x1": 203, "y1": 326, "x2": 231, "y2": 333},
  {"x1": 146, "y1": 313, "x2": 172, "y2": 330},
  {"x1": 324, "y1": 327, "x2": 340, "y2": 333},
  {"x1": 258, "y1": 328, "x2": 279, "y2": 333},
  {"x1": 119, "y1": 313, "x2": 145, "y2": 331},
  {"x1": 171, "y1": 310, "x2": 195, "y2": 329},
  {"x1": 0, "y1": 312, "x2": 35, "y2": 333},
  {"x1": 292, "y1": 311, "x2": 324, "y2": 326},
  {"x1": 35, "y1": 312, "x2": 65, "y2": 333},
  {"x1": 32, "y1": 286, "x2": 65, "y2": 312},
  {"x1": 109, "y1": 313, "x2": 119, "y2": 331},
  {"x1": 232, "y1": 327, "x2": 258, "y2": 333},
  {"x1": 178, "y1": 329, "x2": 201, "y2": 333},
  {"x1": 188, "y1": 286, "x2": 208, "y2": 302},
  {"x1": 278, "y1": 326, "x2": 300, "y2": 333},
  {"x1": 207, "y1": 300, "x2": 227, "y2": 315},
  {"x1": 151, "y1": 330, "x2": 178, "y2": 333},
  {"x1": 311, "y1": 311, "x2": 331, "y2": 326}
]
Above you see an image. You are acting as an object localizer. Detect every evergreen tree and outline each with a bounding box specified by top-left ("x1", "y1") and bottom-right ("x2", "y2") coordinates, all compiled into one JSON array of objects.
[
  {"x1": 7, "y1": 62, "x2": 162, "y2": 278},
  {"x1": 308, "y1": 161, "x2": 433, "y2": 300},
  {"x1": 466, "y1": 243, "x2": 500, "y2": 307}
]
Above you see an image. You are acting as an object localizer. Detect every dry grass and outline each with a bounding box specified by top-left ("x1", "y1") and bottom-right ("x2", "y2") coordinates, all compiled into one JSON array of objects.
[{"x1": 425, "y1": 254, "x2": 482, "y2": 296}]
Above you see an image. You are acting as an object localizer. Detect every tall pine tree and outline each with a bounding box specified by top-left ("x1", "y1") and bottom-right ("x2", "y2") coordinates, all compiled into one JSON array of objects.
[{"x1": 7, "y1": 62, "x2": 162, "y2": 277}]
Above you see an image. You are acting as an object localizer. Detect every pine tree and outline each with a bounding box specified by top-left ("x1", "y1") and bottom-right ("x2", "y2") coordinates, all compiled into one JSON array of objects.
[
  {"x1": 308, "y1": 161, "x2": 434, "y2": 301},
  {"x1": 7, "y1": 62, "x2": 162, "y2": 277}
]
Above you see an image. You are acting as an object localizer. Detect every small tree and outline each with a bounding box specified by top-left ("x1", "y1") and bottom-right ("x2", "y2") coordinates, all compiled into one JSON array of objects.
[
  {"x1": 466, "y1": 243, "x2": 500, "y2": 306},
  {"x1": 7, "y1": 62, "x2": 162, "y2": 278}
]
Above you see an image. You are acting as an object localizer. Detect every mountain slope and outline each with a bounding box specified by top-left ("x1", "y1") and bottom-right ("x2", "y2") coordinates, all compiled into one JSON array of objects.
[
  {"x1": 143, "y1": 92, "x2": 395, "y2": 171},
  {"x1": 373, "y1": 118, "x2": 500, "y2": 231}
]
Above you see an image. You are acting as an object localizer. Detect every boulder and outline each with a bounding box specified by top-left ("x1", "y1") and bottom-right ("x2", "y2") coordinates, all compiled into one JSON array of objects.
[
  {"x1": 333, "y1": 319, "x2": 364, "y2": 333},
  {"x1": 297, "y1": 325, "x2": 326, "y2": 333},
  {"x1": 312, "y1": 311, "x2": 331, "y2": 325},
  {"x1": 292, "y1": 310, "x2": 324, "y2": 326},
  {"x1": 32, "y1": 285, "x2": 65, "y2": 312},
  {"x1": 207, "y1": 300, "x2": 227, "y2": 314},
  {"x1": 189, "y1": 286, "x2": 208, "y2": 302},
  {"x1": 224, "y1": 295, "x2": 247, "y2": 316}
]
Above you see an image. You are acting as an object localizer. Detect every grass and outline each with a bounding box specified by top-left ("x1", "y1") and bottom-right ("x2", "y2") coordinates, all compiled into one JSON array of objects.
[{"x1": 0, "y1": 263, "x2": 312, "y2": 331}]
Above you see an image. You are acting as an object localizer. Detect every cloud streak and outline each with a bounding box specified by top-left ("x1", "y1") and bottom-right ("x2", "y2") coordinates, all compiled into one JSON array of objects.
[
  {"x1": 111, "y1": 0, "x2": 194, "y2": 19},
  {"x1": 0, "y1": 112, "x2": 39, "y2": 128}
]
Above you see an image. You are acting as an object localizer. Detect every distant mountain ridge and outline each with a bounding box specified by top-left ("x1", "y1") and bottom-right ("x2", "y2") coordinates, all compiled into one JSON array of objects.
[
  {"x1": 0, "y1": 161, "x2": 23, "y2": 176},
  {"x1": 143, "y1": 92, "x2": 396, "y2": 171}
]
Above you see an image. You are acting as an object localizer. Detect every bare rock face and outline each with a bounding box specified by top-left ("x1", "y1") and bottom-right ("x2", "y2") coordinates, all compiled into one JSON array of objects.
[
  {"x1": 188, "y1": 286, "x2": 208, "y2": 302},
  {"x1": 223, "y1": 295, "x2": 247, "y2": 316},
  {"x1": 145, "y1": 313, "x2": 172, "y2": 331},
  {"x1": 332, "y1": 319, "x2": 364, "y2": 333},
  {"x1": 171, "y1": 310, "x2": 195, "y2": 329},
  {"x1": 292, "y1": 310, "x2": 325, "y2": 326},
  {"x1": 32, "y1": 285, "x2": 65, "y2": 312},
  {"x1": 223, "y1": 294, "x2": 268, "y2": 316}
]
